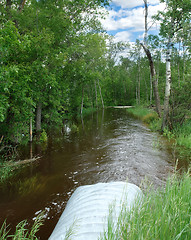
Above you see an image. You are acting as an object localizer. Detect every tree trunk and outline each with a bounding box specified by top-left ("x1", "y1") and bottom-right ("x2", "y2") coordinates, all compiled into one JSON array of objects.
[
  {"x1": 150, "y1": 73, "x2": 153, "y2": 104},
  {"x1": 177, "y1": 42, "x2": 180, "y2": 86},
  {"x1": 144, "y1": 76, "x2": 149, "y2": 103},
  {"x1": 29, "y1": 142, "x2": 33, "y2": 159},
  {"x1": 136, "y1": 85, "x2": 138, "y2": 105},
  {"x1": 29, "y1": 116, "x2": 33, "y2": 142},
  {"x1": 182, "y1": 44, "x2": 185, "y2": 81},
  {"x1": 97, "y1": 79, "x2": 104, "y2": 109},
  {"x1": 138, "y1": 61, "x2": 141, "y2": 104},
  {"x1": 162, "y1": 44, "x2": 172, "y2": 131},
  {"x1": 141, "y1": 43, "x2": 161, "y2": 117},
  {"x1": 36, "y1": 102, "x2": 42, "y2": 133},
  {"x1": 94, "y1": 81, "x2": 98, "y2": 108},
  {"x1": 81, "y1": 86, "x2": 84, "y2": 115},
  {"x1": 141, "y1": 0, "x2": 161, "y2": 116},
  {"x1": 143, "y1": 0, "x2": 148, "y2": 45},
  {"x1": 18, "y1": 0, "x2": 26, "y2": 11}
]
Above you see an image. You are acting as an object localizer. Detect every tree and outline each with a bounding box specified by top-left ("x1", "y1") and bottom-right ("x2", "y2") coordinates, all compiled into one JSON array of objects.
[
  {"x1": 0, "y1": 0, "x2": 111, "y2": 145},
  {"x1": 141, "y1": 0, "x2": 162, "y2": 117},
  {"x1": 155, "y1": 0, "x2": 191, "y2": 130}
]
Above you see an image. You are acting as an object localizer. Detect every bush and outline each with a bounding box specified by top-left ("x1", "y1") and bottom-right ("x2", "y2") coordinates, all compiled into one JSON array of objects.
[
  {"x1": 39, "y1": 129, "x2": 48, "y2": 143},
  {"x1": 142, "y1": 112, "x2": 158, "y2": 124}
]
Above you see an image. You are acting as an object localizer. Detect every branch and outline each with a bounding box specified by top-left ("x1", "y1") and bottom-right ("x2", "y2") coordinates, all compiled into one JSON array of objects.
[
  {"x1": 18, "y1": 0, "x2": 26, "y2": 11},
  {"x1": 0, "y1": 136, "x2": 4, "y2": 145}
]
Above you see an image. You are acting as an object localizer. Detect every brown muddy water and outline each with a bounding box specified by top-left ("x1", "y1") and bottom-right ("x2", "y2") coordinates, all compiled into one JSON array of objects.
[{"x1": 0, "y1": 109, "x2": 175, "y2": 239}]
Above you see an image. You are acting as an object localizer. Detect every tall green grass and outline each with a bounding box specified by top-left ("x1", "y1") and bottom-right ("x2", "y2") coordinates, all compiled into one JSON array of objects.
[
  {"x1": 127, "y1": 106, "x2": 160, "y2": 131},
  {"x1": 173, "y1": 120, "x2": 191, "y2": 149},
  {"x1": 127, "y1": 106, "x2": 152, "y2": 119},
  {"x1": 0, "y1": 212, "x2": 44, "y2": 240},
  {"x1": 100, "y1": 171, "x2": 191, "y2": 240}
]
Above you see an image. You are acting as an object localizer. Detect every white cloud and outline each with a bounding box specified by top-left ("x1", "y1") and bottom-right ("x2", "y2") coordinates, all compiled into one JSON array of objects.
[
  {"x1": 111, "y1": 0, "x2": 160, "y2": 9},
  {"x1": 101, "y1": 2, "x2": 165, "y2": 34},
  {"x1": 114, "y1": 31, "x2": 132, "y2": 42}
]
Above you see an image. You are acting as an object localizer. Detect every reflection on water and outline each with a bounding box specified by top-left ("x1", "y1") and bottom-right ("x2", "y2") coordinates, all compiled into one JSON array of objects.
[{"x1": 0, "y1": 109, "x2": 175, "y2": 239}]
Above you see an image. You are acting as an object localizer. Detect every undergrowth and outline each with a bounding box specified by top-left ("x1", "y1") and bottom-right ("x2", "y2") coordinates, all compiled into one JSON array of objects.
[{"x1": 173, "y1": 120, "x2": 191, "y2": 149}]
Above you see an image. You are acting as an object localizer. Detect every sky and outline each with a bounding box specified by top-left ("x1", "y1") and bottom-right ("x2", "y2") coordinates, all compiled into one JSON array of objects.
[{"x1": 100, "y1": 0, "x2": 166, "y2": 44}]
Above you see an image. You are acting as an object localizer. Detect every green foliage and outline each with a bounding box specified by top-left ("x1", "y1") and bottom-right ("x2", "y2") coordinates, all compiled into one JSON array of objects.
[
  {"x1": 0, "y1": 163, "x2": 15, "y2": 184},
  {"x1": 163, "y1": 128, "x2": 176, "y2": 141},
  {"x1": 39, "y1": 130, "x2": 48, "y2": 143},
  {"x1": 169, "y1": 74, "x2": 191, "y2": 129},
  {"x1": 100, "y1": 170, "x2": 191, "y2": 240},
  {"x1": 173, "y1": 120, "x2": 191, "y2": 149},
  {"x1": 155, "y1": 0, "x2": 191, "y2": 42},
  {"x1": 142, "y1": 112, "x2": 158, "y2": 124},
  {"x1": 71, "y1": 124, "x2": 79, "y2": 134},
  {"x1": 0, "y1": 0, "x2": 111, "y2": 147}
]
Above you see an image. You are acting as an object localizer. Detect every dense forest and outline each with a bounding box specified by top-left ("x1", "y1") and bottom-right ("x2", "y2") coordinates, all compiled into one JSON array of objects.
[{"x1": 0, "y1": 0, "x2": 191, "y2": 151}]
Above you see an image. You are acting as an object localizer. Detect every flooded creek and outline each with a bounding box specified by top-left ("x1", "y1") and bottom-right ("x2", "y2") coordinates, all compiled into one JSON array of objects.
[{"x1": 0, "y1": 109, "x2": 175, "y2": 239}]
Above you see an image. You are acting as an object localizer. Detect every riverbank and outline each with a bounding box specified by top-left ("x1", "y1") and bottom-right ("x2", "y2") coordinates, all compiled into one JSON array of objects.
[
  {"x1": 100, "y1": 170, "x2": 191, "y2": 240},
  {"x1": 127, "y1": 106, "x2": 191, "y2": 163}
]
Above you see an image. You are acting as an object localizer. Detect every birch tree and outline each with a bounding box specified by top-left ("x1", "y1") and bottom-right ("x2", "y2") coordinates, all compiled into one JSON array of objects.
[{"x1": 155, "y1": 0, "x2": 191, "y2": 130}]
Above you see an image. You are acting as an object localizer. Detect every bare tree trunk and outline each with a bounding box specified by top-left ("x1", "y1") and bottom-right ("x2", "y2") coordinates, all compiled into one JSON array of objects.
[
  {"x1": 138, "y1": 61, "x2": 141, "y2": 104},
  {"x1": 177, "y1": 42, "x2": 181, "y2": 86},
  {"x1": 29, "y1": 116, "x2": 33, "y2": 142},
  {"x1": 94, "y1": 81, "x2": 98, "y2": 108},
  {"x1": 141, "y1": 44, "x2": 162, "y2": 117},
  {"x1": 97, "y1": 79, "x2": 104, "y2": 109},
  {"x1": 81, "y1": 86, "x2": 84, "y2": 115},
  {"x1": 29, "y1": 142, "x2": 33, "y2": 159},
  {"x1": 162, "y1": 43, "x2": 172, "y2": 131},
  {"x1": 143, "y1": 0, "x2": 148, "y2": 45},
  {"x1": 182, "y1": 44, "x2": 185, "y2": 81},
  {"x1": 136, "y1": 85, "x2": 138, "y2": 105},
  {"x1": 36, "y1": 102, "x2": 42, "y2": 134},
  {"x1": 144, "y1": 76, "x2": 149, "y2": 103},
  {"x1": 141, "y1": 0, "x2": 161, "y2": 116},
  {"x1": 150, "y1": 73, "x2": 153, "y2": 104}
]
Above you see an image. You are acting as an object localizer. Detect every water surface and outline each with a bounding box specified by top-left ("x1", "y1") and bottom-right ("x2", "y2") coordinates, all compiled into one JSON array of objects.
[{"x1": 0, "y1": 109, "x2": 174, "y2": 239}]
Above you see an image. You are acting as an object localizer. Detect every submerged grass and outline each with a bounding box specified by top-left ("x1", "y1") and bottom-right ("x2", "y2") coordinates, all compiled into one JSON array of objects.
[{"x1": 100, "y1": 171, "x2": 191, "y2": 240}]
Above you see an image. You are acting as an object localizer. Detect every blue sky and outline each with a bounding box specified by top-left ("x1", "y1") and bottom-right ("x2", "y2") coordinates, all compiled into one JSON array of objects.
[{"x1": 100, "y1": 0, "x2": 166, "y2": 43}]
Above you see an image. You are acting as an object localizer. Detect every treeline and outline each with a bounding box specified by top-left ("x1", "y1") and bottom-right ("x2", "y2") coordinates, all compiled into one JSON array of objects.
[
  {"x1": 0, "y1": 0, "x2": 191, "y2": 148},
  {"x1": 0, "y1": 0, "x2": 112, "y2": 144}
]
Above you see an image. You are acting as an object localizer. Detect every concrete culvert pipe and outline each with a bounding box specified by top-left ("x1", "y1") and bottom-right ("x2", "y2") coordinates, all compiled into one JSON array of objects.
[{"x1": 49, "y1": 182, "x2": 142, "y2": 240}]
